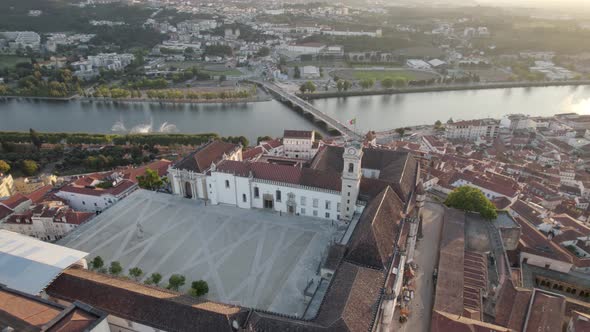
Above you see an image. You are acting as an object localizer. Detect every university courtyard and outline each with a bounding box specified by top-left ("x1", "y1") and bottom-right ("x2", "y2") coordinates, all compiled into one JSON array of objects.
[{"x1": 58, "y1": 189, "x2": 348, "y2": 316}]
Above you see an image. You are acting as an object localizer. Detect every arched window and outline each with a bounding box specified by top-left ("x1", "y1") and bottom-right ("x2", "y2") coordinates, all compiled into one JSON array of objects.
[{"x1": 348, "y1": 163, "x2": 354, "y2": 173}]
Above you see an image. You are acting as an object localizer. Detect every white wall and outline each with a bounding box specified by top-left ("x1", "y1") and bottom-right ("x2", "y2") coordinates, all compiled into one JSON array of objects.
[
  {"x1": 55, "y1": 191, "x2": 115, "y2": 212},
  {"x1": 521, "y1": 252, "x2": 572, "y2": 273},
  {"x1": 207, "y1": 172, "x2": 341, "y2": 220}
]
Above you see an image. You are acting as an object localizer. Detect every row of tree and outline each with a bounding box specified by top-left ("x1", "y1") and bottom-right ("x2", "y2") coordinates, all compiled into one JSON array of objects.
[
  {"x1": 0, "y1": 159, "x2": 38, "y2": 176},
  {"x1": 89, "y1": 256, "x2": 209, "y2": 296},
  {"x1": 144, "y1": 88, "x2": 254, "y2": 101}
]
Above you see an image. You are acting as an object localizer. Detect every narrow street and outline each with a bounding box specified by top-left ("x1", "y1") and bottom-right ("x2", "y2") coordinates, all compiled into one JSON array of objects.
[{"x1": 395, "y1": 200, "x2": 445, "y2": 332}]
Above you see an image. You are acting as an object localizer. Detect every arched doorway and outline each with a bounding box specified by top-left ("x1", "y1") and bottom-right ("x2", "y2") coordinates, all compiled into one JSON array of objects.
[{"x1": 185, "y1": 182, "x2": 193, "y2": 199}]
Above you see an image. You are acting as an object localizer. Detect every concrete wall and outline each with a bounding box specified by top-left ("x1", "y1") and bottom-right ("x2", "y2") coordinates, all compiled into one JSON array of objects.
[{"x1": 521, "y1": 252, "x2": 573, "y2": 273}]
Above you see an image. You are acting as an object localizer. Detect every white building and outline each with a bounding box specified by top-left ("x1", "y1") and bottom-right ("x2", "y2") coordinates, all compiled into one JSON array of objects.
[
  {"x1": 1, "y1": 201, "x2": 94, "y2": 242},
  {"x1": 301, "y1": 65, "x2": 320, "y2": 79},
  {"x1": 406, "y1": 59, "x2": 431, "y2": 70},
  {"x1": 445, "y1": 119, "x2": 499, "y2": 140},
  {"x1": 56, "y1": 173, "x2": 137, "y2": 212},
  {"x1": 283, "y1": 130, "x2": 316, "y2": 159},
  {"x1": 168, "y1": 140, "x2": 243, "y2": 201},
  {"x1": 0, "y1": 31, "x2": 41, "y2": 52}
]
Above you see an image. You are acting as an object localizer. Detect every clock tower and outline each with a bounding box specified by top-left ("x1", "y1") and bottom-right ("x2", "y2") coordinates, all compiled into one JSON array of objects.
[{"x1": 340, "y1": 141, "x2": 363, "y2": 221}]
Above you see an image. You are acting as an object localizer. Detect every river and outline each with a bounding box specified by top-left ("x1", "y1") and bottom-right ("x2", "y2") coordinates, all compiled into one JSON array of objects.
[{"x1": 2, "y1": 86, "x2": 590, "y2": 141}]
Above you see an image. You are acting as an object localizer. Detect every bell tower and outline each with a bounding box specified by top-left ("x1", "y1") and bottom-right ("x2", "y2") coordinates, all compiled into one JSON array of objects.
[{"x1": 340, "y1": 141, "x2": 363, "y2": 221}]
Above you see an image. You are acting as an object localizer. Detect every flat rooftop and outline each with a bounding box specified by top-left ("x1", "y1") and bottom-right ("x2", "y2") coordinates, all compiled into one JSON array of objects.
[{"x1": 58, "y1": 190, "x2": 347, "y2": 316}]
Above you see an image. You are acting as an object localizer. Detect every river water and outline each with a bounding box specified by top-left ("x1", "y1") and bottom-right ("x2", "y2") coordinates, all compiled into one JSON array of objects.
[{"x1": 2, "y1": 86, "x2": 590, "y2": 141}]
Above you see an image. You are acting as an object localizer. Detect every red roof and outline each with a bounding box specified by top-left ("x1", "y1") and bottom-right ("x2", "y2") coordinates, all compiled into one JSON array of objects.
[
  {"x1": 121, "y1": 160, "x2": 172, "y2": 183},
  {"x1": 0, "y1": 193, "x2": 31, "y2": 209},
  {"x1": 0, "y1": 205, "x2": 14, "y2": 220},
  {"x1": 515, "y1": 216, "x2": 573, "y2": 263},
  {"x1": 25, "y1": 185, "x2": 53, "y2": 204},
  {"x1": 59, "y1": 180, "x2": 136, "y2": 197}
]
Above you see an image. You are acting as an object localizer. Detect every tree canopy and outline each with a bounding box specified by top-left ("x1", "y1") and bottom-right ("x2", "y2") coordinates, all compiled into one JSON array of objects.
[
  {"x1": 21, "y1": 159, "x2": 39, "y2": 176},
  {"x1": 109, "y1": 261, "x2": 123, "y2": 276},
  {"x1": 189, "y1": 280, "x2": 209, "y2": 297},
  {"x1": 129, "y1": 267, "x2": 143, "y2": 281},
  {"x1": 90, "y1": 256, "x2": 104, "y2": 270},
  {"x1": 0, "y1": 160, "x2": 10, "y2": 174},
  {"x1": 444, "y1": 186, "x2": 498, "y2": 220},
  {"x1": 137, "y1": 168, "x2": 164, "y2": 190},
  {"x1": 167, "y1": 274, "x2": 186, "y2": 291},
  {"x1": 299, "y1": 81, "x2": 316, "y2": 93}
]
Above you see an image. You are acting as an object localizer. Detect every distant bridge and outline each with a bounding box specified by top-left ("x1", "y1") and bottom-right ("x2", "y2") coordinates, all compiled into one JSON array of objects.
[{"x1": 250, "y1": 80, "x2": 362, "y2": 140}]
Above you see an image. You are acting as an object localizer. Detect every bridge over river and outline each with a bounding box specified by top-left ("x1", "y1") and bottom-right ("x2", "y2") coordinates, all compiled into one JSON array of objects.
[{"x1": 250, "y1": 80, "x2": 362, "y2": 140}]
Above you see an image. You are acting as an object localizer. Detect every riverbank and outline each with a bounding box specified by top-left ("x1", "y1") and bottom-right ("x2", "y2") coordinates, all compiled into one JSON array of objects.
[
  {"x1": 0, "y1": 95, "x2": 77, "y2": 101},
  {"x1": 298, "y1": 80, "x2": 590, "y2": 99},
  {"x1": 79, "y1": 94, "x2": 270, "y2": 105}
]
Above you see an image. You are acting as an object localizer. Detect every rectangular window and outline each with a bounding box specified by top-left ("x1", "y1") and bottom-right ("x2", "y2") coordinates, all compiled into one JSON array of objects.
[
  {"x1": 300, "y1": 196, "x2": 306, "y2": 206},
  {"x1": 242, "y1": 194, "x2": 247, "y2": 202},
  {"x1": 225, "y1": 180, "x2": 230, "y2": 188},
  {"x1": 313, "y1": 198, "x2": 319, "y2": 208},
  {"x1": 325, "y1": 201, "x2": 331, "y2": 209},
  {"x1": 276, "y1": 190, "x2": 282, "y2": 202},
  {"x1": 254, "y1": 187, "x2": 259, "y2": 198},
  {"x1": 325, "y1": 212, "x2": 330, "y2": 218},
  {"x1": 313, "y1": 210, "x2": 318, "y2": 217},
  {"x1": 301, "y1": 208, "x2": 306, "y2": 214},
  {"x1": 337, "y1": 203, "x2": 340, "y2": 210}
]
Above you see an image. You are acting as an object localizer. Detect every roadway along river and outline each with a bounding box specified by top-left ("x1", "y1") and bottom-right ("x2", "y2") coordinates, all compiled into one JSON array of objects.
[{"x1": 2, "y1": 86, "x2": 590, "y2": 141}]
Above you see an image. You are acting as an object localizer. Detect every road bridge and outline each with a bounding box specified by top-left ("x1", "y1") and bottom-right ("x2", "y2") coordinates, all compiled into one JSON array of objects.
[{"x1": 250, "y1": 80, "x2": 362, "y2": 140}]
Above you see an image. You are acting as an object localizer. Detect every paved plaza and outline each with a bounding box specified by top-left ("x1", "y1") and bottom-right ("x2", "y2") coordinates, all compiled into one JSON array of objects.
[{"x1": 59, "y1": 190, "x2": 347, "y2": 316}]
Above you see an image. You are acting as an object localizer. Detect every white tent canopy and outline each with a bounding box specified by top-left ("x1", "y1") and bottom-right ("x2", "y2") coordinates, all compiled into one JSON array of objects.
[{"x1": 0, "y1": 230, "x2": 88, "y2": 295}]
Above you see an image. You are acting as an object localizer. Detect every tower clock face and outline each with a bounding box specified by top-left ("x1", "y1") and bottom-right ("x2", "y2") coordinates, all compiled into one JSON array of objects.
[{"x1": 347, "y1": 148, "x2": 356, "y2": 155}]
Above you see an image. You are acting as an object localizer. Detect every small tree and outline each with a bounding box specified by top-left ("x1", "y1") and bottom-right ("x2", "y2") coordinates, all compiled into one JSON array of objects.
[
  {"x1": 395, "y1": 128, "x2": 406, "y2": 137},
  {"x1": 0, "y1": 160, "x2": 10, "y2": 174},
  {"x1": 109, "y1": 261, "x2": 123, "y2": 276},
  {"x1": 360, "y1": 78, "x2": 375, "y2": 89},
  {"x1": 434, "y1": 120, "x2": 442, "y2": 129},
  {"x1": 145, "y1": 273, "x2": 163, "y2": 286},
  {"x1": 21, "y1": 160, "x2": 39, "y2": 176},
  {"x1": 299, "y1": 81, "x2": 316, "y2": 93},
  {"x1": 381, "y1": 78, "x2": 394, "y2": 88},
  {"x1": 129, "y1": 267, "x2": 143, "y2": 281},
  {"x1": 167, "y1": 274, "x2": 186, "y2": 291},
  {"x1": 90, "y1": 256, "x2": 104, "y2": 270},
  {"x1": 29, "y1": 128, "x2": 42, "y2": 150},
  {"x1": 445, "y1": 186, "x2": 498, "y2": 220},
  {"x1": 393, "y1": 77, "x2": 407, "y2": 88},
  {"x1": 293, "y1": 66, "x2": 301, "y2": 79},
  {"x1": 137, "y1": 168, "x2": 164, "y2": 190},
  {"x1": 189, "y1": 280, "x2": 209, "y2": 297}
]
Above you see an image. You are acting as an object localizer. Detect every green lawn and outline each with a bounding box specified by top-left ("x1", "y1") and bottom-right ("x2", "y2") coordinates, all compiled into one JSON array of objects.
[
  {"x1": 0, "y1": 55, "x2": 32, "y2": 69},
  {"x1": 201, "y1": 68, "x2": 243, "y2": 76},
  {"x1": 352, "y1": 70, "x2": 415, "y2": 81}
]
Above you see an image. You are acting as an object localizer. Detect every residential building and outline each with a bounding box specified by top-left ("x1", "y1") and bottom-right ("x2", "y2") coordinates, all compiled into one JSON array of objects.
[
  {"x1": 0, "y1": 173, "x2": 14, "y2": 198},
  {"x1": 283, "y1": 130, "x2": 316, "y2": 159},
  {"x1": 445, "y1": 119, "x2": 499, "y2": 140},
  {"x1": 56, "y1": 173, "x2": 137, "y2": 212}
]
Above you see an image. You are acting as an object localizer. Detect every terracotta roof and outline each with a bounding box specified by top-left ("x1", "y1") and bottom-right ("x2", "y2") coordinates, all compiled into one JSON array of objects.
[
  {"x1": 0, "y1": 193, "x2": 31, "y2": 210},
  {"x1": 434, "y1": 208, "x2": 466, "y2": 316},
  {"x1": 174, "y1": 140, "x2": 239, "y2": 173},
  {"x1": 523, "y1": 290, "x2": 565, "y2": 332},
  {"x1": 46, "y1": 267, "x2": 248, "y2": 332},
  {"x1": 553, "y1": 214, "x2": 590, "y2": 235},
  {"x1": 121, "y1": 159, "x2": 172, "y2": 183},
  {"x1": 242, "y1": 147, "x2": 265, "y2": 160},
  {"x1": 345, "y1": 186, "x2": 404, "y2": 269},
  {"x1": 59, "y1": 179, "x2": 136, "y2": 197},
  {"x1": 25, "y1": 185, "x2": 53, "y2": 204},
  {"x1": 283, "y1": 130, "x2": 313, "y2": 139},
  {"x1": 0, "y1": 285, "x2": 105, "y2": 332},
  {"x1": 431, "y1": 310, "x2": 511, "y2": 332},
  {"x1": 310, "y1": 146, "x2": 418, "y2": 202},
  {"x1": 511, "y1": 200, "x2": 544, "y2": 226},
  {"x1": 494, "y1": 279, "x2": 532, "y2": 330},
  {"x1": 246, "y1": 262, "x2": 385, "y2": 332},
  {"x1": 0, "y1": 205, "x2": 13, "y2": 220},
  {"x1": 515, "y1": 216, "x2": 573, "y2": 263},
  {"x1": 216, "y1": 160, "x2": 341, "y2": 192}
]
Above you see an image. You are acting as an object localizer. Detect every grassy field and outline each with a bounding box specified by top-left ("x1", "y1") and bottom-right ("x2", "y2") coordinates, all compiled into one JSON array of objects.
[
  {"x1": 353, "y1": 70, "x2": 415, "y2": 81},
  {"x1": 0, "y1": 55, "x2": 32, "y2": 69},
  {"x1": 332, "y1": 68, "x2": 437, "y2": 81}
]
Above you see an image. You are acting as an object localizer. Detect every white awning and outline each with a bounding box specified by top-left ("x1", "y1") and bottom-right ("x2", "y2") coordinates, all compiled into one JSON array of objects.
[{"x1": 0, "y1": 230, "x2": 88, "y2": 295}]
